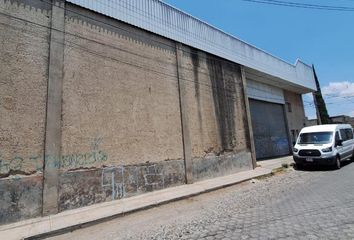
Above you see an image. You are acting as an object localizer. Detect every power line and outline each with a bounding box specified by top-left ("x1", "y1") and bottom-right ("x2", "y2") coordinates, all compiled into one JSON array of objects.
[
  {"x1": 304, "y1": 96, "x2": 354, "y2": 107},
  {"x1": 2, "y1": 1, "x2": 353, "y2": 110},
  {"x1": 240, "y1": 0, "x2": 354, "y2": 11},
  {"x1": 5, "y1": 15, "x2": 353, "y2": 110},
  {"x1": 264, "y1": 0, "x2": 354, "y2": 9}
]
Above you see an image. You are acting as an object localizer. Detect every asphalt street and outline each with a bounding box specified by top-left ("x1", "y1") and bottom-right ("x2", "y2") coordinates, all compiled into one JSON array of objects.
[{"x1": 45, "y1": 161, "x2": 354, "y2": 240}]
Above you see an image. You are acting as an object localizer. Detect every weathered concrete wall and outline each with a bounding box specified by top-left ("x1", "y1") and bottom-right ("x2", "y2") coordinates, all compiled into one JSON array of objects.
[
  {"x1": 57, "y1": 5, "x2": 252, "y2": 208},
  {"x1": 0, "y1": 0, "x2": 50, "y2": 176},
  {"x1": 0, "y1": 176, "x2": 43, "y2": 225},
  {"x1": 59, "y1": 160, "x2": 185, "y2": 211},
  {"x1": 181, "y1": 47, "x2": 249, "y2": 155},
  {"x1": 62, "y1": 4, "x2": 183, "y2": 168},
  {"x1": 0, "y1": 0, "x2": 253, "y2": 224},
  {"x1": 180, "y1": 47, "x2": 252, "y2": 180},
  {"x1": 284, "y1": 91, "x2": 306, "y2": 144},
  {"x1": 57, "y1": 4, "x2": 185, "y2": 210},
  {"x1": 0, "y1": 0, "x2": 51, "y2": 224},
  {"x1": 192, "y1": 151, "x2": 251, "y2": 181}
]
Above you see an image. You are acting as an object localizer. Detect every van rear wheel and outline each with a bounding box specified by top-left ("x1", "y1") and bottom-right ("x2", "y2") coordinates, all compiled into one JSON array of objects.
[{"x1": 334, "y1": 156, "x2": 341, "y2": 170}]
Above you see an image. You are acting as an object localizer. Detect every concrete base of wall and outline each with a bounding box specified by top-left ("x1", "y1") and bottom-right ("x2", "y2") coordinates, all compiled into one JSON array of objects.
[
  {"x1": 0, "y1": 167, "x2": 271, "y2": 240},
  {"x1": 0, "y1": 175, "x2": 43, "y2": 225},
  {"x1": 59, "y1": 159, "x2": 186, "y2": 212},
  {"x1": 193, "y1": 151, "x2": 252, "y2": 181},
  {"x1": 58, "y1": 152, "x2": 252, "y2": 212},
  {"x1": 0, "y1": 152, "x2": 252, "y2": 226}
]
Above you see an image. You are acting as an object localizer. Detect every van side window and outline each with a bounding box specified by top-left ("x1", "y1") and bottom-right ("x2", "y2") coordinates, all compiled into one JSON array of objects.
[
  {"x1": 345, "y1": 129, "x2": 353, "y2": 140},
  {"x1": 335, "y1": 131, "x2": 340, "y2": 142},
  {"x1": 340, "y1": 129, "x2": 347, "y2": 141}
]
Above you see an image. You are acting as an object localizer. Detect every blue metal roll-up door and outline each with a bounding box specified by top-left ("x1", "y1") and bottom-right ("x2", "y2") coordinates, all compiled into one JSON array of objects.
[{"x1": 249, "y1": 99, "x2": 290, "y2": 160}]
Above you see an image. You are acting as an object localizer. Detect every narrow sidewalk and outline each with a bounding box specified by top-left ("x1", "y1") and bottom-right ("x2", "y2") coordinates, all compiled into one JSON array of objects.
[
  {"x1": 0, "y1": 156, "x2": 293, "y2": 240},
  {"x1": 257, "y1": 155, "x2": 295, "y2": 170}
]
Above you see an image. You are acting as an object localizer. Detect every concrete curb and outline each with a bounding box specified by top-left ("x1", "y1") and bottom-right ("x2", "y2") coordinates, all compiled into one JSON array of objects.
[{"x1": 0, "y1": 167, "x2": 272, "y2": 240}]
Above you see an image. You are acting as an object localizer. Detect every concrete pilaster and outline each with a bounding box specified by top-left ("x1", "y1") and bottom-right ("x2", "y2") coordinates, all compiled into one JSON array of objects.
[
  {"x1": 282, "y1": 104, "x2": 294, "y2": 153},
  {"x1": 240, "y1": 66, "x2": 257, "y2": 168},
  {"x1": 42, "y1": 0, "x2": 65, "y2": 216},
  {"x1": 175, "y1": 43, "x2": 193, "y2": 184}
]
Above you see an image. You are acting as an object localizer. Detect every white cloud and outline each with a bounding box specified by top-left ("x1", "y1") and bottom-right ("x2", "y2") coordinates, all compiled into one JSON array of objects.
[
  {"x1": 302, "y1": 81, "x2": 354, "y2": 118},
  {"x1": 322, "y1": 81, "x2": 354, "y2": 97}
]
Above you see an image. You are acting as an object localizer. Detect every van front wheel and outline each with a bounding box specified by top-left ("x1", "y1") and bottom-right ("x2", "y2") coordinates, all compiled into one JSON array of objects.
[
  {"x1": 334, "y1": 156, "x2": 341, "y2": 170},
  {"x1": 296, "y1": 163, "x2": 303, "y2": 170}
]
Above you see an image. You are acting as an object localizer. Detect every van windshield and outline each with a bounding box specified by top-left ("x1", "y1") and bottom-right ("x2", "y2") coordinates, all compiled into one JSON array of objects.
[{"x1": 298, "y1": 132, "x2": 333, "y2": 144}]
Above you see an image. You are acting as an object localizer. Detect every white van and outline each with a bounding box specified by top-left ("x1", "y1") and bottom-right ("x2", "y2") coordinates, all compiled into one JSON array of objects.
[{"x1": 293, "y1": 124, "x2": 354, "y2": 169}]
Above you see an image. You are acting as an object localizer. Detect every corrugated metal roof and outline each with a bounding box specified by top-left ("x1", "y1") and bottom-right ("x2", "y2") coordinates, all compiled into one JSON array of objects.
[{"x1": 66, "y1": 0, "x2": 316, "y2": 91}]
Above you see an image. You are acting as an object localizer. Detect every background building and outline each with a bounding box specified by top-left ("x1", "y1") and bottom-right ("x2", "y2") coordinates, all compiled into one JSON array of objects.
[
  {"x1": 306, "y1": 115, "x2": 354, "y2": 127},
  {"x1": 0, "y1": 0, "x2": 315, "y2": 225},
  {"x1": 331, "y1": 115, "x2": 354, "y2": 126}
]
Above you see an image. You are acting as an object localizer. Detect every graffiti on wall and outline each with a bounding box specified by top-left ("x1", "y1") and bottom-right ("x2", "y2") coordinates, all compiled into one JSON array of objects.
[
  {"x1": 144, "y1": 165, "x2": 165, "y2": 189},
  {"x1": 101, "y1": 164, "x2": 165, "y2": 200},
  {"x1": 0, "y1": 138, "x2": 108, "y2": 176},
  {"x1": 102, "y1": 166, "x2": 126, "y2": 199},
  {"x1": 0, "y1": 154, "x2": 41, "y2": 175}
]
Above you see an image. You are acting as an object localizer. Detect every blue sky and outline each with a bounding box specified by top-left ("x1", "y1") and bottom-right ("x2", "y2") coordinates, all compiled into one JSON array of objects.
[{"x1": 163, "y1": 0, "x2": 354, "y2": 118}]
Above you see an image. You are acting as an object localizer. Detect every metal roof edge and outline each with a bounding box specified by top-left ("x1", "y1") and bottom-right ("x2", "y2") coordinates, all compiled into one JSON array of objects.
[{"x1": 158, "y1": 0, "x2": 309, "y2": 70}]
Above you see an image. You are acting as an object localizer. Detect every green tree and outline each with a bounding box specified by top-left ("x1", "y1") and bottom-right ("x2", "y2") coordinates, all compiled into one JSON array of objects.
[{"x1": 312, "y1": 65, "x2": 330, "y2": 124}]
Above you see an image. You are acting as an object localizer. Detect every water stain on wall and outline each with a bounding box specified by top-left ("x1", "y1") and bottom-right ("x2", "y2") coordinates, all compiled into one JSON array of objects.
[
  {"x1": 207, "y1": 57, "x2": 238, "y2": 151},
  {"x1": 190, "y1": 48, "x2": 206, "y2": 144}
]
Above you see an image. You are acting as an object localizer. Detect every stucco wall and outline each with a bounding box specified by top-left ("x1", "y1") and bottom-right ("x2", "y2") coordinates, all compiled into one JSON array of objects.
[
  {"x1": 61, "y1": 4, "x2": 183, "y2": 169},
  {"x1": 284, "y1": 90, "x2": 306, "y2": 144},
  {"x1": 0, "y1": 0, "x2": 50, "y2": 176},
  {"x1": 180, "y1": 46, "x2": 252, "y2": 180},
  {"x1": 58, "y1": 4, "x2": 186, "y2": 211},
  {"x1": 0, "y1": 0, "x2": 51, "y2": 224},
  {"x1": 0, "y1": 1, "x2": 253, "y2": 225}
]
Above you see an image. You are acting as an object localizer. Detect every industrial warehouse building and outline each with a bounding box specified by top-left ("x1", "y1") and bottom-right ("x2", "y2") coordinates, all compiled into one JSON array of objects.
[{"x1": 0, "y1": 0, "x2": 316, "y2": 225}]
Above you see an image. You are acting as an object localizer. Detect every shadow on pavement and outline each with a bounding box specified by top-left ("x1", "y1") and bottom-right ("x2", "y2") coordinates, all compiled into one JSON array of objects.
[{"x1": 294, "y1": 159, "x2": 353, "y2": 172}]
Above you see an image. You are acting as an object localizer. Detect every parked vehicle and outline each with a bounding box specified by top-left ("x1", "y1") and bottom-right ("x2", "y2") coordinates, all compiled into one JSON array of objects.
[{"x1": 293, "y1": 124, "x2": 354, "y2": 169}]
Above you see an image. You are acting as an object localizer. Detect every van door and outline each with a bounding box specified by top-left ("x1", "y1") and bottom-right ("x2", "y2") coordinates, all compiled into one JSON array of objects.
[
  {"x1": 339, "y1": 129, "x2": 351, "y2": 159},
  {"x1": 344, "y1": 128, "x2": 354, "y2": 157},
  {"x1": 335, "y1": 131, "x2": 345, "y2": 158}
]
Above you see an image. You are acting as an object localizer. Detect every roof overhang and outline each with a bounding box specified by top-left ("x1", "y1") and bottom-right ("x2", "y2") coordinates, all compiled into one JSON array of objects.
[{"x1": 245, "y1": 66, "x2": 316, "y2": 94}]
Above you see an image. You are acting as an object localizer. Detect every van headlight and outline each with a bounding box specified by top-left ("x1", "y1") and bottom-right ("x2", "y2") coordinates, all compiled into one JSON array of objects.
[
  {"x1": 293, "y1": 148, "x2": 298, "y2": 153},
  {"x1": 322, "y1": 147, "x2": 332, "y2": 153}
]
